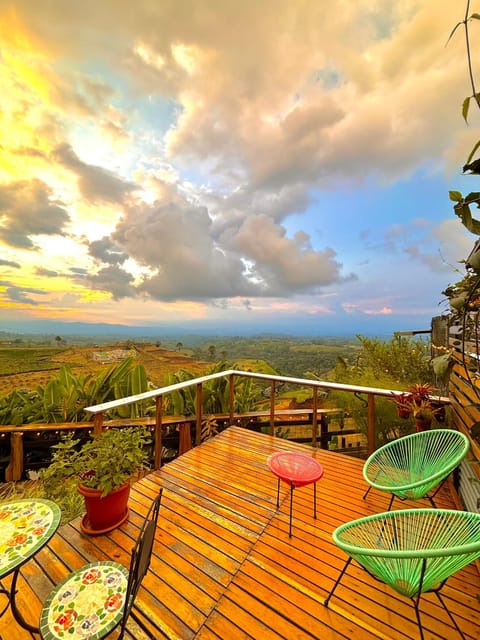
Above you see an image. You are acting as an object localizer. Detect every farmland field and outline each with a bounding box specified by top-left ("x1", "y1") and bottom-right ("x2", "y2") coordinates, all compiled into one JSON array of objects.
[
  {"x1": 0, "y1": 335, "x2": 361, "y2": 397},
  {"x1": 0, "y1": 343, "x2": 211, "y2": 396}
]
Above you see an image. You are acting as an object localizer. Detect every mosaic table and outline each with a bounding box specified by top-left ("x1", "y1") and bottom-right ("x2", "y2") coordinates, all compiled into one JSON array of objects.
[{"x1": 0, "y1": 498, "x2": 61, "y2": 632}]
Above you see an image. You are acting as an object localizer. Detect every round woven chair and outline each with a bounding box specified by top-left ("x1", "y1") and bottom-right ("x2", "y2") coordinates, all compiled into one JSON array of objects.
[
  {"x1": 325, "y1": 508, "x2": 480, "y2": 640},
  {"x1": 362, "y1": 429, "x2": 469, "y2": 509}
]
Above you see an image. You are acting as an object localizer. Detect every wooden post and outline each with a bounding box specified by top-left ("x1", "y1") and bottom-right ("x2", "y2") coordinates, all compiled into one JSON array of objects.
[
  {"x1": 320, "y1": 413, "x2": 329, "y2": 450},
  {"x1": 312, "y1": 387, "x2": 318, "y2": 447},
  {"x1": 367, "y1": 393, "x2": 375, "y2": 455},
  {"x1": 269, "y1": 381, "x2": 276, "y2": 435},
  {"x1": 154, "y1": 395, "x2": 163, "y2": 469},
  {"x1": 5, "y1": 432, "x2": 24, "y2": 482},
  {"x1": 178, "y1": 423, "x2": 193, "y2": 455},
  {"x1": 196, "y1": 383, "x2": 203, "y2": 445},
  {"x1": 229, "y1": 374, "x2": 235, "y2": 425},
  {"x1": 93, "y1": 412, "x2": 104, "y2": 436}
]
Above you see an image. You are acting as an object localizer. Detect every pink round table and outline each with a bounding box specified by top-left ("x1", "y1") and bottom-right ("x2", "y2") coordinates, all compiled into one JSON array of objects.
[{"x1": 268, "y1": 451, "x2": 324, "y2": 537}]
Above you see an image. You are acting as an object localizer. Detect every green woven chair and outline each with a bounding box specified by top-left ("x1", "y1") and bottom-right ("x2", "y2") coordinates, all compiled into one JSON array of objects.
[
  {"x1": 325, "y1": 509, "x2": 480, "y2": 640},
  {"x1": 363, "y1": 429, "x2": 469, "y2": 509}
]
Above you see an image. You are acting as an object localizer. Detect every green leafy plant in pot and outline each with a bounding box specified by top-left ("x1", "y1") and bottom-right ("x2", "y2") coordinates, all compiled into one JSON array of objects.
[{"x1": 41, "y1": 426, "x2": 151, "y2": 534}]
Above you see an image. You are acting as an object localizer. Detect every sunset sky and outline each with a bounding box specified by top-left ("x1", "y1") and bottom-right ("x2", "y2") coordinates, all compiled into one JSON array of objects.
[{"x1": 1, "y1": 0, "x2": 479, "y2": 337}]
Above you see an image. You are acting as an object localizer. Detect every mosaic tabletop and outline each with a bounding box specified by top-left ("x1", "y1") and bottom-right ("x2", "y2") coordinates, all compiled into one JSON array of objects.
[{"x1": 0, "y1": 498, "x2": 61, "y2": 577}]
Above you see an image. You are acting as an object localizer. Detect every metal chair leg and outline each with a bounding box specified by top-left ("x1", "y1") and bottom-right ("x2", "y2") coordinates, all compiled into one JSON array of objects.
[
  {"x1": 324, "y1": 557, "x2": 352, "y2": 606},
  {"x1": 435, "y1": 591, "x2": 466, "y2": 640},
  {"x1": 387, "y1": 493, "x2": 395, "y2": 510}
]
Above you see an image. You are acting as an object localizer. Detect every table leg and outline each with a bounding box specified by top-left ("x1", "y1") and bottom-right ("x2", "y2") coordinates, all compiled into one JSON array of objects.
[
  {"x1": 0, "y1": 588, "x2": 10, "y2": 619},
  {"x1": 9, "y1": 568, "x2": 40, "y2": 633},
  {"x1": 289, "y1": 483, "x2": 294, "y2": 538},
  {"x1": 314, "y1": 482, "x2": 317, "y2": 519}
]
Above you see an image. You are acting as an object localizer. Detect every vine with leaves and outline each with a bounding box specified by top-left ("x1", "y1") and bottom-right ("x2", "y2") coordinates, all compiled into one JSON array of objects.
[{"x1": 443, "y1": 1, "x2": 480, "y2": 441}]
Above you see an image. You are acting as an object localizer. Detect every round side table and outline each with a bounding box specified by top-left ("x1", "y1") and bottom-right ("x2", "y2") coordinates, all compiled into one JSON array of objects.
[{"x1": 268, "y1": 451, "x2": 324, "y2": 537}]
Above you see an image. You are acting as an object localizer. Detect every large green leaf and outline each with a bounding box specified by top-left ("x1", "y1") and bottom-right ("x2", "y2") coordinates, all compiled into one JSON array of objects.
[
  {"x1": 454, "y1": 201, "x2": 480, "y2": 235},
  {"x1": 462, "y1": 96, "x2": 471, "y2": 123}
]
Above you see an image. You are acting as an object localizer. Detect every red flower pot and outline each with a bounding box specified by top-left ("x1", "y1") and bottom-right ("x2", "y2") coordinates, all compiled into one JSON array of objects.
[
  {"x1": 78, "y1": 481, "x2": 130, "y2": 534},
  {"x1": 415, "y1": 418, "x2": 432, "y2": 432}
]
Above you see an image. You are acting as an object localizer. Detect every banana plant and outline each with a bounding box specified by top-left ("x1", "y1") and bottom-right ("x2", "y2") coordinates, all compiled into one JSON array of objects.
[
  {"x1": 163, "y1": 362, "x2": 262, "y2": 416},
  {"x1": 112, "y1": 362, "x2": 154, "y2": 418},
  {"x1": 163, "y1": 369, "x2": 196, "y2": 415},
  {"x1": 0, "y1": 357, "x2": 155, "y2": 425},
  {"x1": 0, "y1": 388, "x2": 36, "y2": 425}
]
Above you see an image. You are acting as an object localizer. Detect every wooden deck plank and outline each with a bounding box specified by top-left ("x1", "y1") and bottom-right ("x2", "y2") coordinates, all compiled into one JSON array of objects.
[{"x1": 0, "y1": 425, "x2": 478, "y2": 640}]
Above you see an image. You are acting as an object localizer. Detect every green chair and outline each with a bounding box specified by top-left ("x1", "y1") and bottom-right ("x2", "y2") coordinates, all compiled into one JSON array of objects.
[
  {"x1": 325, "y1": 509, "x2": 480, "y2": 640},
  {"x1": 363, "y1": 429, "x2": 469, "y2": 509}
]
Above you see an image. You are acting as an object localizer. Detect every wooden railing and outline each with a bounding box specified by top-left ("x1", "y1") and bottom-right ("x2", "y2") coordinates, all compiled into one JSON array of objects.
[
  {"x1": 84, "y1": 369, "x2": 449, "y2": 464},
  {"x1": 1, "y1": 369, "x2": 450, "y2": 482}
]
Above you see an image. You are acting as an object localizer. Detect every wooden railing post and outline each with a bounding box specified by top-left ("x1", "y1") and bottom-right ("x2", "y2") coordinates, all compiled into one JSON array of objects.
[
  {"x1": 196, "y1": 383, "x2": 203, "y2": 445},
  {"x1": 154, "y1": 395, "x2": 163, "y2": 469},
  {"x1": 312, "y1": 387, "x2": 318, "y2": 447},
  {"x1": 229, "y1": 374, "x2": 235, "y2": 424},
  {"x1": 269, "y1": 381, "x2": 276, "y2": 435},
  {"x1": 5, "y1": 432, "x2": 23, "y2": 482},
  {"x1": 93, "y1": 412, "x2": 104, "y2": 436},
  {"x1": 367, "y1": 393, "x2": 375, "y2": 454}
]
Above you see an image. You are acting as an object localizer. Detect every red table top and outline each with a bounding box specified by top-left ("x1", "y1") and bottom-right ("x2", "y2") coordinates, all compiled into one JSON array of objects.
[{"x1": 268, "y1": 451, "x2": 324, "y2": 487}]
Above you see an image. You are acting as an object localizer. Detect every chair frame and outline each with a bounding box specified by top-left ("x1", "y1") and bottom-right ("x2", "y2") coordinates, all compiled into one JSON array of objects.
[
  {"x1": 40, "y1": 488, "x2": 162, "y2": 640},
  {"x1": 362, "y1": 428, "x2": 469, "y2": 509},
  {"x1": 117, "y1": 488, "x2": 162, "y2": 638}
]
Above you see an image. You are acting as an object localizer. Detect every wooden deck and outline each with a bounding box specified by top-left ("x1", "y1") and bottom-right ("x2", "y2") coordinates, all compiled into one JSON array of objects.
[{"x1": 1, "y1": 426, "x2": 479, "y2": 640}]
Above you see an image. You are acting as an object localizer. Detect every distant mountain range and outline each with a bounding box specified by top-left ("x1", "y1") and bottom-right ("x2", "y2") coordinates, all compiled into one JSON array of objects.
[{"x1": 0, "y1": 316, "x2": 413, "y2": 341}]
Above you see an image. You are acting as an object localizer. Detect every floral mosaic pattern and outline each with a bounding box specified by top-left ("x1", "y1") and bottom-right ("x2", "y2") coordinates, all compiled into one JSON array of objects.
[
  {"x1": 0, "y1": 499, "x2": 61, "y2": 577},
  {"x1": 40, "y1": 561, "x2": 129, "y2": 640}
]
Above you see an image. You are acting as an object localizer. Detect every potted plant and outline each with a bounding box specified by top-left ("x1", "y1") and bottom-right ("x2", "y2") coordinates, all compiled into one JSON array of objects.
[
  {"x1": 390, "y1": 384, "x2": 444, "y2": 430},
  {"x1": 391, "y1": 392, "x2": 414, "y2": 419},
  {"x1": 400, "y1": 397, "x2": 442, "y2": 432},
  {"x1": 410, "y1": 399, "x2": 435, "y2": 431},
  {"x1": 390, "y1": 385, "x2": 434, "y2": 419},
  {"x1": 407, "y1": 383, "x2": 436, "y2": 402},
  {"x1": 41, "y1": 426, "x2": 151, "y2": 534}
]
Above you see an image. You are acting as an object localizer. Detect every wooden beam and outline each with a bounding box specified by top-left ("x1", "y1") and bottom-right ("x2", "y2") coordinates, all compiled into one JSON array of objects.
[
  {"x1": 5, "y1": 432, "x2": 23, "y2": 481},
  {"x1": 154, "y1": 395, "x2": 163, "y2": 469}
]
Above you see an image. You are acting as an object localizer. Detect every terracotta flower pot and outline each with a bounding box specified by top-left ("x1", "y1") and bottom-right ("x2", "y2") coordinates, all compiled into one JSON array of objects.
[
  {"x1": 415, "y1": 417, "x2": 432, "y2": 432},
  {"x1": 78, "y1": 481, "x2": 130, "y2": 534}
]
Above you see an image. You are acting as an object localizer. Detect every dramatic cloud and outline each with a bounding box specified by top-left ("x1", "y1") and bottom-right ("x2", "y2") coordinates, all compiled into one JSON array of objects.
[
  {"x1": 88, "y1": 264, "x2": 136, "y2": 300},
  {"x1": 0, "y1": 259, "x2": 21, "y2": 269},
  {"x1": 0, "y1": 180, "x2": 70, "y2": 249},
  {"x1": 5, "y1": 285, "x2": 48, "y2": 305},
  {"x1": 52, "y1": 143, "x2": 137, "y2": 204},
  {"x1": 36, "y1": 267, "x2": 60, "y2": 277},
  {"x1": 229, "y1": 215, "x2": 350, "y2": 294},
  {"x1": 84, "y1": 181, "x2": 349, "y2": 300}
]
